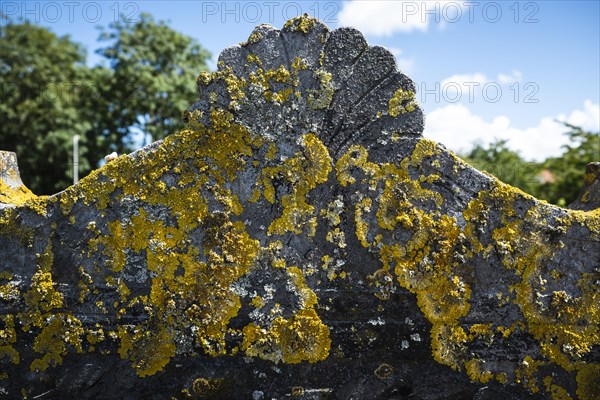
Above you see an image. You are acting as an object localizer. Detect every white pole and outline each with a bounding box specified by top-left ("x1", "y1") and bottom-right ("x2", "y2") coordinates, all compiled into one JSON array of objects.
[{"x1": 73, "y1": 135, "x2": 80, "y2": 184}]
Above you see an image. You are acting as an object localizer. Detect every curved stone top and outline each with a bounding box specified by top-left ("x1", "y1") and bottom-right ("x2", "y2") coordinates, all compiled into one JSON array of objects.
[{"x1": 187, "y1": 15, "x2": 423, "y2": 161}]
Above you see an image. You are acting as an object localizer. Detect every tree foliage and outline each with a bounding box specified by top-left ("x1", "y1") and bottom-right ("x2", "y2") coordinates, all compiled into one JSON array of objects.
[
  {"x1": 0, "y1": 14, "x2": 210, "y2": 194},
  {"x1": 463, "y1": 123, "x2": 600, "y2": 206},
  {"x1": 95, "y1": 13, "x2": 210, "y2": 148},
  {"x1": 0, "y1": 20, "x2": 91, "y2": 194},
  {"x1": 538, "y1": 123, "x2": 600, "y2": 205},
  {"x1": 464, "y1": 139, "x2": 541, "y2": 196}
]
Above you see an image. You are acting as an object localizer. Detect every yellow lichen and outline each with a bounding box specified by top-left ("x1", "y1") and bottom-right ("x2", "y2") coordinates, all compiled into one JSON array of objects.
[
  {"x1": 242, "y1": 308, "x2": 330, "y2": 364},
  {"x1": 465, "y1": 358, "x2": 494, "y2": 384},
  {"x1": 0, "y1": 179, "x2": 36, "y2": 206},
  {"x1": 30, "y1": 315, "x2": 83, "y2": 372},
  {"x1": 388, "y1": 87, "x2": 417, "y2": 117},
  {"x1": 326, "y1": 227, "x2": 346, "y2": 248},
  {"x1": 242, "y1": 30, "x2": 264, "y2": 46},
  {"x1": 320, "y1": 197, "x2": 344, "y2": 227},
  {"x1": 246, "y1": 63, "x2": 298, "y2": 104},
  {"x1": 44, "y1": 108, "x2": 269, "y2": 376},
  {"x1": 117, "y1": 324, "x2": 175, "y2": 377},
  {"x1": 543, "y1": 376, "x2": 574, "y2": 400},
  {"x1": 284, "y1": 14, "x2": 318, "y2": 34},
  {"x1": 0, "y1": 157, "x2": 48, "y2": 215},
  {"x1": 264, "y1": 133, "x2": 332, "y2": 236},
  {"x1": 335, "y1": 145, "x2": 380, "y2": 187},
  {"x1": 0, "y1": 275, "x2": 19, "y2": 302},
  {"x1": 515, "y1": 356, "x2": 541, "y2": 393},
  {"x1": 367, "y1": 268, "x2": 394, "y2": 300},
  {"x1": 576, "y1": 364, "x2": 600, "y2": 400},
  {"x1": 307, "y1": 69, "x2": 334, "y2": 109},
  {"x1": 192, "y1": 377, "x2": 225, "y2": 397},
  {"x1": 355, "y1": 197, "x2": 372, "y2": 248},
  {"x1": 496, "y1": 373, "x2": 508, "y2": 384},
  {"x1": 251, "y1": 295, "x2": 266, "y2": 309},
  {"x1": 336, "y1": 140, "x2": 472, "y2": 372},
  {"x1": 86, "y1": 328, "x2": 105, "y2": 345},
  {"x1": 286, "y1": 266, "x2": 318, "y2": 309},
  {"x1": 21, "y1": 241, "x2": 64, "y2": 330},
  {"x1": 0, "y1": 314, "x2": 19, "y2": 365}
]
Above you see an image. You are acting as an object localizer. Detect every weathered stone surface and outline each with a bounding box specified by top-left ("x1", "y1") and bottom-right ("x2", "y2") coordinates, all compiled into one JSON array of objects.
[{"x1": 1, "y1": 16, "x2": 599, "y2": 400}]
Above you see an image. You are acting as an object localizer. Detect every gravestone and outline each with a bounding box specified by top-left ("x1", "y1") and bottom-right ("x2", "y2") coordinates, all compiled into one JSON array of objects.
[{"x1": 1, "y1": 16, "x2": 599, "y2": 400}]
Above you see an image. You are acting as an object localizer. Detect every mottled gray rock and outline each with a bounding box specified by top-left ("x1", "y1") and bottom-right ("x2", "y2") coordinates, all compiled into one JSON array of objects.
[{"x1": 0, "y1": 16, "x2": 599, "y2": 400}]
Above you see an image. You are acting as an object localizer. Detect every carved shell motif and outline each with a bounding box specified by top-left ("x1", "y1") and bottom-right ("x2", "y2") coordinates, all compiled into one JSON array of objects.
[{"x1": 187, "y1": 15, "x2": 423, "y2": 160}]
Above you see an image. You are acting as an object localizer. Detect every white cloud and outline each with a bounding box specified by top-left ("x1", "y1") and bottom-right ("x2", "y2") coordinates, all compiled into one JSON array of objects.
[
  {"x1": 441, "y1": 73, "x2": 488, "y2": 92},
  {"x1": 440, "y1": 71, "x2": 522, "y2": 92},
  {"x1": 424, "y1": 101, "x2": 600, "y2": 161},
  {"x1": 434, "y1": 70, "x2": 526, "y2": 102},
  {"x1": 396, "y1": 57, "x2": 416, "y2": 75},
  {"x1": 558, "y1": 100, "x2": 600, "y2": 130},
  {"x1": 386, "y1": 47, "x2": 415, "y2": 75},
  {"x1": 497, "y1": 70, "x2": 522, "y2": 84},
  {"x1": 387, "y1": 47, "x2": 403, "y2": 58},
  {"x1": 338, "y1": 0, "x2": 462, "y2": 36}
]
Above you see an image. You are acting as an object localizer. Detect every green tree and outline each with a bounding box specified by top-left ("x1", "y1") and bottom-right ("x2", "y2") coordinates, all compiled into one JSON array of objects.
[
  {"x1": 0, "y1": 19, "x2": 91, "y2": 194},
  {"x1": 76, "y1": 65, "x2": 119, "y2": 176},
  {"x1": 537, "y1": 123, "x2": 600, "y2": 206},
  {"x1": 1, "y1": 14, "x2": 211, "y2": 195},
  {"x1": 463, "y1": 125, "x2": 599, "y2": 207},
  {"x1": 463, "y1": 139, "x2": 542, "y2": 196},
  {"x1": 95, "y1": 13, "x2": 211, "y2": 149}
]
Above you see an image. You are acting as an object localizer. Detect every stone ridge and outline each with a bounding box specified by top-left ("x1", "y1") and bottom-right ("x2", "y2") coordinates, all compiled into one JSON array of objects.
[{"x1": 0, "y1": 15, "x2": 598, "y2": 400}]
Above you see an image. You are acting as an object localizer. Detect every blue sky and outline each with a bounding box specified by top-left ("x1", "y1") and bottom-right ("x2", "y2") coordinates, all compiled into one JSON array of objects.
[{"x1": 4, "y1": 0, "x2": 599, "y2": 160}]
